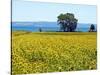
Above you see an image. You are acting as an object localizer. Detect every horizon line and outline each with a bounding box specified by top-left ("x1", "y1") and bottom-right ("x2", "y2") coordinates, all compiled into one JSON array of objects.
[{"x1": 11, "y1": 21, "x2": 97, "y2": 24}]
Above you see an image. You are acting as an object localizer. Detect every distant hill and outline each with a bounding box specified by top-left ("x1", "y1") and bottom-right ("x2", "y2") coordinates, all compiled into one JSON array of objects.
[{"x1": 12, "y1": 22, "x2": 97, "y2": 28}]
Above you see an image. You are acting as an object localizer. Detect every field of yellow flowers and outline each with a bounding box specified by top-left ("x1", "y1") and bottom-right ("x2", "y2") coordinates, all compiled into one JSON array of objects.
[{"x1": 12, "y1": 31, "x2": 97, "y2": 74}]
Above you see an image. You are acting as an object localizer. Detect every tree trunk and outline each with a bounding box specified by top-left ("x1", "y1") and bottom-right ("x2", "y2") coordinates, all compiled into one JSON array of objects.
[{"x1": 63, "y1": 29, "x2": 66, "y2": 32}]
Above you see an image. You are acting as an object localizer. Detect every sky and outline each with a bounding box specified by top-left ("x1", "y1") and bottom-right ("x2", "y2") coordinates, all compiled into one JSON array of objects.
[{"x1": 12, "y1": 0, "x2": 97, "y2": 24}]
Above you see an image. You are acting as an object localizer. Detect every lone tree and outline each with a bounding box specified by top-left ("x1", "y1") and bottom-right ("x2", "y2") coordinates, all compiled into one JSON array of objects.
[
  {"x1": 57, "y1": 13, "x2": 78, "y2": 32},
  {"x1": 39, "y1": 28, "x2": 42, "y2": 32},
  {"x1": 89, "y1": 24, "x2": 95, "y2": 32}
]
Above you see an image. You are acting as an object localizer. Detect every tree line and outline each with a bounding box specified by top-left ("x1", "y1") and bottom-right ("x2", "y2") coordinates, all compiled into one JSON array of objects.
[
  {"x1": 39, "y1": 13, "x2": 96, "y2": 32},
  {"x1": 57, "y1": 13, "x2": 95, "y2": 32}
]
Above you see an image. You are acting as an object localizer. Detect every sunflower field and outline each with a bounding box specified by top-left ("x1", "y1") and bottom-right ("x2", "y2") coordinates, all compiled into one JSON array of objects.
[{"x1": 12, "y1": 32, "x2": 97, "y2": 75}]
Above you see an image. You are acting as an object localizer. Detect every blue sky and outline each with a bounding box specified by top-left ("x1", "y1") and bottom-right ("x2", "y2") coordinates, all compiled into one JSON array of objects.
[{"x1": 12, "y1": 0, "x2": 97, "y2": 24}]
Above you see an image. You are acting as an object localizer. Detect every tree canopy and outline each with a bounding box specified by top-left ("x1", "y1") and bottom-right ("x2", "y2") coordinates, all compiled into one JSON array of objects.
[
  {"x1": 57, "y1": 13, "x2": 78, "y2": 32},
  {"x1": 89, "y1": 24, "x2": 95, "y2": 32}
]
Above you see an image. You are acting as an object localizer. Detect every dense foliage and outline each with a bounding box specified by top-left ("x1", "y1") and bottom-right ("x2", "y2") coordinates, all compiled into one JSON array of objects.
[
  {"x1": 57, "y1": 13, "x2": 78, "y2": 32},
  {"x1": 89, "y1": 24, "x2": 95, "y2": 32}
]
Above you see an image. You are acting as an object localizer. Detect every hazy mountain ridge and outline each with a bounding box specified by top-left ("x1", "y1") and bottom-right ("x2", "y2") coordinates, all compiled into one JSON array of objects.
[{"x1": 12, "y1": 22, "x2": 97, "y2": 28}]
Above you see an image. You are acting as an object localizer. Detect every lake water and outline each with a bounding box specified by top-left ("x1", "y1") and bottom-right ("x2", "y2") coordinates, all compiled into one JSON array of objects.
[{"x1": 12, "y1": 22, "x2": 97, "y2": 32}]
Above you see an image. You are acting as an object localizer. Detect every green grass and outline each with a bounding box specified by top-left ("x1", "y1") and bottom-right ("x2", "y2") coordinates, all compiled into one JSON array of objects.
[{"x1": 12, "y1": 31, "x2": 97, "y2": 75}]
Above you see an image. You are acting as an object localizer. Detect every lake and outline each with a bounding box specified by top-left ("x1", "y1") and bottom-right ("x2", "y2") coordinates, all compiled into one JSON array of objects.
[{"x1": 12, "y1": 22, "x2": 97, "y2": 32}]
